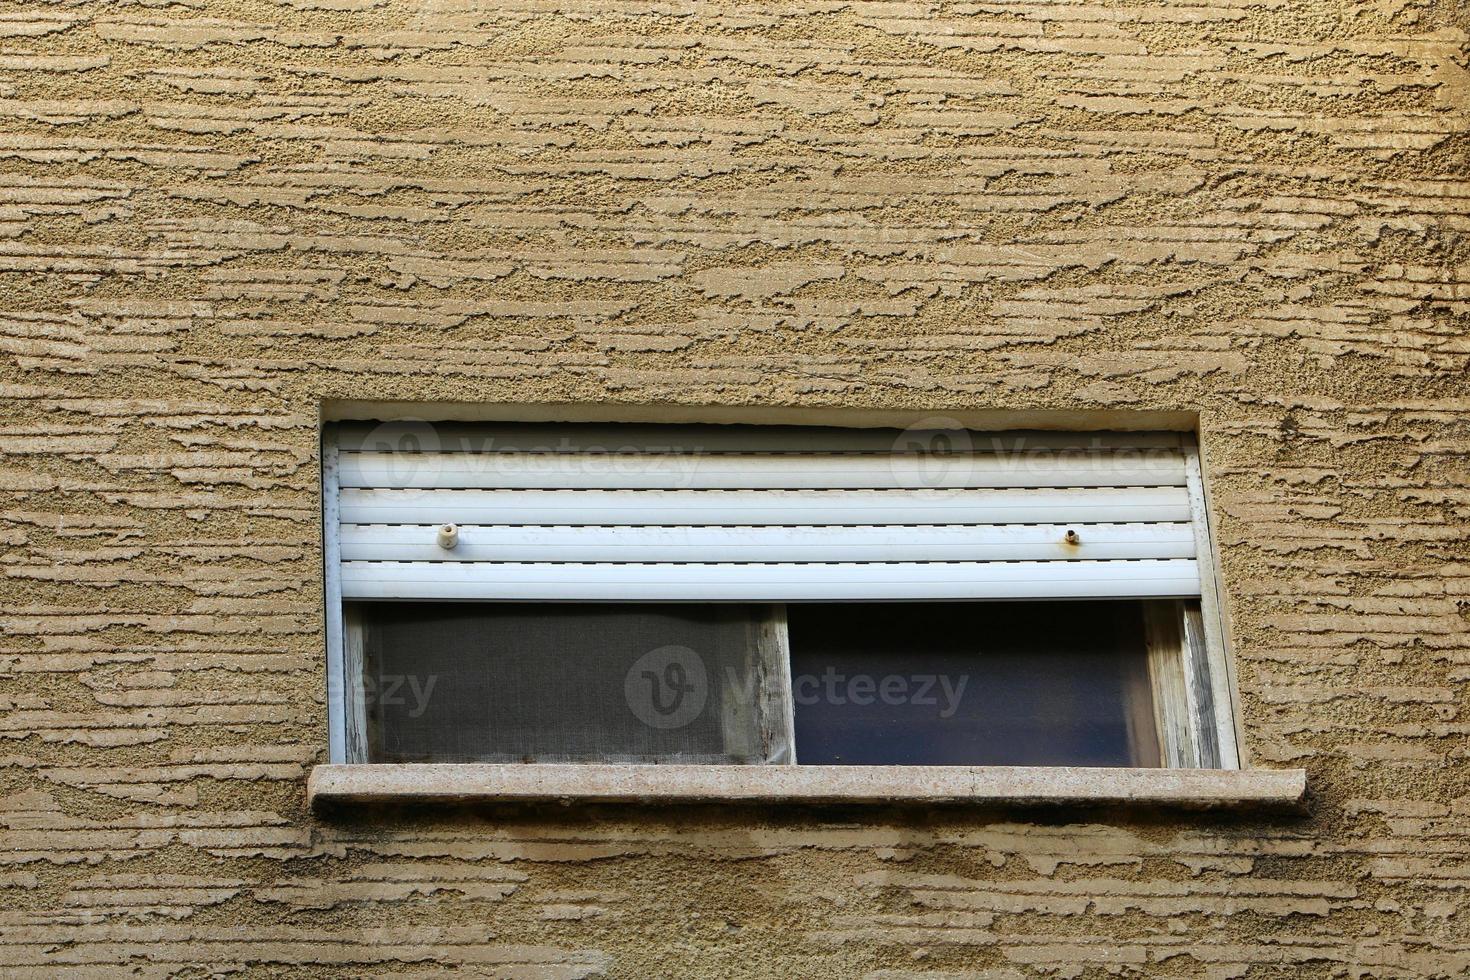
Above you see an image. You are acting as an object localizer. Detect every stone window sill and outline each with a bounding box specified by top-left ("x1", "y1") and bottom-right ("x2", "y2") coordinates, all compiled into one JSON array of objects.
[{"x1": 309, "y1": 764, "x2": 1306, "y2": 810}]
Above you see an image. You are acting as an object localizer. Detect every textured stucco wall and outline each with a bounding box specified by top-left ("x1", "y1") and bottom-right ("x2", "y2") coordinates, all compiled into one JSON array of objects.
[{"x1": 1, "y1": 0, "x2": 1468, "y2": 975}]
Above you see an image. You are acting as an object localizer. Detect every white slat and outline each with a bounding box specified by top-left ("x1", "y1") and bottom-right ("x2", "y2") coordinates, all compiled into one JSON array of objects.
[
  {"x1": 340, "y1": 559, "x2": 1202, "y2": 601},
  {"x1": 339, "y1": 522, "x2": 1197, "y2": 563},
  {"x1": 338, "y1": 451, "x2": 1187, "y2": 490},
  {"x1": 338, "y1": 486, "x2": 1193, "y2": 527}
]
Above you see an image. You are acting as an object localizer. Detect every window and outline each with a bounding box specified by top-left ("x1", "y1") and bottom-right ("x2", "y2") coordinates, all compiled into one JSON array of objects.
[{"x1": 322, "y1": 421, "x2": 1240, "y2": 773}]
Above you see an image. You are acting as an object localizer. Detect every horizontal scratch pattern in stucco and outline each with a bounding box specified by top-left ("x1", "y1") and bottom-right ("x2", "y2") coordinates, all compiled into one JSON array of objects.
[{"x1": 1, "y1": 0, "x2": 1468, "y2": 976}]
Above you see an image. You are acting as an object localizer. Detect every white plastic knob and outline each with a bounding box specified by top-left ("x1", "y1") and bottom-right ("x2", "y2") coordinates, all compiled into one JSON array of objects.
[{"x1": 436, "y1": 524, "x2": 459, "y2": 550}]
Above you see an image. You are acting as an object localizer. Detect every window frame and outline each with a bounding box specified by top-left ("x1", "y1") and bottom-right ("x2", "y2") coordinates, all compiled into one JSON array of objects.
[{"x1": 320, "y1": 420, "x2": 1245, "y2": 775}]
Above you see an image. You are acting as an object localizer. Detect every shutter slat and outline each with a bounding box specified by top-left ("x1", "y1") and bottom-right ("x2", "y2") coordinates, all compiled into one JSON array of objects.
[
  {"x1": 340, "y1": 559, "x2": 1201, "y2": 601},
  {"x1": 340, "y1": 522, "x2": 1195, "y2": 563},
  {"x1": 338, "y1": 486, "x2": 1193, "y2": 527},
  {"x1": 339, "y1": 451, "x2": 1186, "y2": 490}
]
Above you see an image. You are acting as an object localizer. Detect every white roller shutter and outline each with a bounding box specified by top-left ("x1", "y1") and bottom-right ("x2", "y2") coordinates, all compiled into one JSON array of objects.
[{"x1": 325, "y1": 423, "x2": 1207, "y2": 602}]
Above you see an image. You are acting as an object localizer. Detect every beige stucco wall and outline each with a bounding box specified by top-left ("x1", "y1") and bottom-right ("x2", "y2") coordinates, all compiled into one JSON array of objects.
[{"x1": 1, "y1": 0, "x2": 1468, "y2": 975}]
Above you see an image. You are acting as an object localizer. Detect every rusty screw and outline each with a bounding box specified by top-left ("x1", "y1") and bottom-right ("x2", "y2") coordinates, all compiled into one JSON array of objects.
[{"x1": 1064, "y1": 529, "x2": 1080, "y2": 546}]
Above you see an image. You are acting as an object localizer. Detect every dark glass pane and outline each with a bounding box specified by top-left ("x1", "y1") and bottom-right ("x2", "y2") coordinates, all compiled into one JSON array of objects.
[
  {"x1": 788, "y1": 601, "x2": 1160, "y2": 767},
  {"x1": 357, "y1": 602, "x2": 770, "y2": 764}
]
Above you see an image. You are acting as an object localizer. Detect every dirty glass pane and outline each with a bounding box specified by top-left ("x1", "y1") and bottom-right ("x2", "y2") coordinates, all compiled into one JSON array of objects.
[
  {"x1": 356, "y1": 602, "x2": 773, "y2": 764},
  {"x1": 787, "y1": 601, "x2": 1161, "y2": 767}
]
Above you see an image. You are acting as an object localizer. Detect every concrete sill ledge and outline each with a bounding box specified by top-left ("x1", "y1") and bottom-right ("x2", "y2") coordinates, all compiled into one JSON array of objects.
[{"x1": 309, "y1": 764, "x2": 1307, "y2": 810}]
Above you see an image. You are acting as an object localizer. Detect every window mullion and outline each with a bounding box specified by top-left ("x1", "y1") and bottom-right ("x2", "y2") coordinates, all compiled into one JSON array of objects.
[{"x1": 754, "y1": 603, "x2": 796, "y2": 764}]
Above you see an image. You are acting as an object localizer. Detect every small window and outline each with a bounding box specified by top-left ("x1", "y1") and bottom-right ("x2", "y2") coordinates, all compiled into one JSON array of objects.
[{"x1": 323, "y1": 422, "x2": 1239, "y2": 770}]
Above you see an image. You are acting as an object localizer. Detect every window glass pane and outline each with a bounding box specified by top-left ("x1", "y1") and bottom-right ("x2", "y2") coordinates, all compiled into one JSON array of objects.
[
  {"x1": 356, "y1": 602, "x2": 775, "y2": 764},
  {"x1": 787, "y1": 601, "x2": 1161, "y2": 767}
]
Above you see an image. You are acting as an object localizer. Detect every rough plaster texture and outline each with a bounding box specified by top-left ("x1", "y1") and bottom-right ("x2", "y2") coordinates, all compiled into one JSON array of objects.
[{"x1": 0, "y1": 0, "x2": 1468, "y2": 976}]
